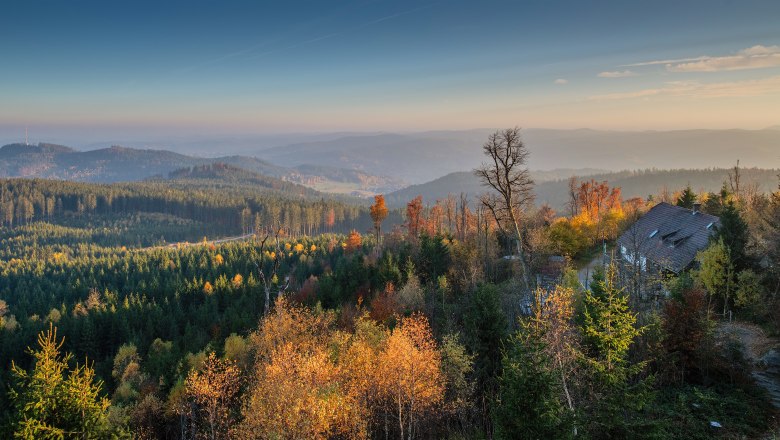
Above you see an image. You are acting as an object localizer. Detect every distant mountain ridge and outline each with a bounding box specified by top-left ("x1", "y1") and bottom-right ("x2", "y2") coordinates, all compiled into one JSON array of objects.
[
  {"x1": 385, "y1": 168, "x2": 780, "y2": 212},
  {"x1": 256, "y1": 128, "x2": 780, "y2": 184},
  {"x1": 0, "y1": 142, "x2": 401, "y2": 193}
]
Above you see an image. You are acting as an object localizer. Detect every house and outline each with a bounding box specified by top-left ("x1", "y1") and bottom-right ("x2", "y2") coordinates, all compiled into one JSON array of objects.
[{"x1": 617, "y1": 202, "x2": 720, "y2": 274}]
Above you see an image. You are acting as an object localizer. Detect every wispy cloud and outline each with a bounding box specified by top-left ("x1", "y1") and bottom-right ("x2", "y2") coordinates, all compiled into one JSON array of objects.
[
  {"x1": 624, "y1": 45, "x2": 780, "y2": 72},
  {"x1": 597, "y1": 70, "x2": 637, "y2": 78},
  {"x1": 554, "y1": 78, "x2": 568, "y2": 85},
  {"x1": 589, "y1": 75, "x2": 780, "y2": 100}
]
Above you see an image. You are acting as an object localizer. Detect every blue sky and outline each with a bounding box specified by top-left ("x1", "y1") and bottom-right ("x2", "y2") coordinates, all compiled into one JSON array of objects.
[{"x1": 1, "y1": 0, "x2": 779, "y2": 138}]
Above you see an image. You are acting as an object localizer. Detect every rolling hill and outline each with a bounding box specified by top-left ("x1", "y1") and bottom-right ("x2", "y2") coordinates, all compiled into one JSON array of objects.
[{"x1": 0, "y1": 143, "x2": 402, "y2": 194}]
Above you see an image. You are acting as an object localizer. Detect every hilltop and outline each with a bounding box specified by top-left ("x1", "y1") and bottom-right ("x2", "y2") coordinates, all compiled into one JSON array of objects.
[{"x1": 0, "y1": 143, "x2": 401, "y2": 194}]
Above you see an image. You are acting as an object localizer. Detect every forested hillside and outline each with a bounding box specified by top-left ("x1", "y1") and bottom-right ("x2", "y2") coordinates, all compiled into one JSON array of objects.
[{"x1": 0, "y1": 176, "x2": 399, "y2": 247}]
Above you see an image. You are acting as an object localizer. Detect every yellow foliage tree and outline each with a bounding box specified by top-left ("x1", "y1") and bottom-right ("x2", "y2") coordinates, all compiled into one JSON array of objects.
[
  {"x1": 185, "y1": 353, "x2": 242, "y2": 440},
  {"x1": 375, "y1": 314, "x2": 444, "y2": 440},
  {"x1": 241, "y1": 300, "x2": 445, "y2": 439}
]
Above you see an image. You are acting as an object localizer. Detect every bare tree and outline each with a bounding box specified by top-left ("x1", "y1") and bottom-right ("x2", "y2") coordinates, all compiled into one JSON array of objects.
[
  {"x1": 255, "y1": 223, "x2": 290, "y2": 316},
  {"x1": 474, "y1": 127, "x2": 535, "y2": 292},
  {"x1": 457, "y1": 192, "x2": 469, "y2": 240},
  {"x1": 567, "y1": 176, "x2": 580, "y2": 217},
  {"x1": 728, "y1": 159, "x2": 741, "y2": 201}
]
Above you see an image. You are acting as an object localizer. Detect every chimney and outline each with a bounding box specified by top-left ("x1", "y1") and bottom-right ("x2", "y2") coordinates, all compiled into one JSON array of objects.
[{"x1": 692, "y1": 202, "x2": 701, "y2": 214}]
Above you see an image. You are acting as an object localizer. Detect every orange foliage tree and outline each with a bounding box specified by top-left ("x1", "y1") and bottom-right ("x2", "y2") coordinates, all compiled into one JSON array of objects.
[
  {"x1": 346, "y1": 230, "x2": 363, "y2": 253},
  {"x1": 406, "y1": 196, "x2": 424, "y2": 239},
  {"x1": 370, "y1": 195, "x2": 389, "y2": 241},
  {"x1": 549, "y1": 179, "x2": 627, "y2": 258},
  {"x1": 369, "y1": 282, "x2": 400, "y2": 324},
  {"x1": 325, "y1": 208, "x2": 336, "y2": 231}
]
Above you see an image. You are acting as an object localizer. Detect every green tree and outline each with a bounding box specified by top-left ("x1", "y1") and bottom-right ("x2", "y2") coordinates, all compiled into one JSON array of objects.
[
  {"x1": 494, "y1": 320, "x2": 573, "y2": 439},
  {"x1": 696, "y1": 238, "x2": 736, "y2": 316},
  {"x1": 676, "y1": 184, "x2": 697, "y2": 209},
  {"x1": 734, "y1": 269, "x2": 764, "y2": 317},
  {"x1": 465, "y1": 284, "x2": 508, "y2": 430},
  {"x1": 714, "y1": 201, "x2": 751, "y2": 271},
  {"x1": 580, "y1": 264, "x2": 652, "y2": 439},
  {"x1": 8, "y1": 324, "x2": 122, "y2": 439}
]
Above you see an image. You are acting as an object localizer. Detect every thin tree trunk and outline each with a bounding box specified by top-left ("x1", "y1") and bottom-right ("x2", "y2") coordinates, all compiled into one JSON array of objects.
[
  {"x1": 398, "y1": 398, "x2": 404, "y2": 440},
  {"x1": 509, "y1": 212, "x2": 533, "y2": 292}
]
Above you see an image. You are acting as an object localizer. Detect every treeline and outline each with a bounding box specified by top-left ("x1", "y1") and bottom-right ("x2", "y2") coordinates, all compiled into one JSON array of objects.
[{"x1": 0, "y1": 178, "x2": 401, "y2": 239}]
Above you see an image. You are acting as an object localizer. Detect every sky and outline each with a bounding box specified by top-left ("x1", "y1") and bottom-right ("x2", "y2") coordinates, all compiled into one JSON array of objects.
[{"x1": 1, "y1": 0, "x2": 779, "y2": 141}]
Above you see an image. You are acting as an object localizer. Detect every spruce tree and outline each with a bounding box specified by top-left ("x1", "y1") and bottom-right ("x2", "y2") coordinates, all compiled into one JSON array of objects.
[
  {"x1": 465, "y1": 284, "x2": 508, "y2": 430},
  {"x1": 676, "y1": 184, "x2": 697, "y2": 209},
  {"x1": 494, "y1": 318, "x2": 573, "y2": 439},
  {"x1": 714, "y1": 201, "x2": 751, "y2": 271},
  {"x1": 579, "y1": 264, "x2": 653, "y2": 439},
  {"x1": 8, "y1": 324, "x2": 122, "y2": 439}
]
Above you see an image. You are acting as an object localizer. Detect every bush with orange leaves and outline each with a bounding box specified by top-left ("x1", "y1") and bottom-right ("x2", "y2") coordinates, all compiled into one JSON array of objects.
[{"x1": 240, "y1": 298, "x2": 445, "y2": 439}]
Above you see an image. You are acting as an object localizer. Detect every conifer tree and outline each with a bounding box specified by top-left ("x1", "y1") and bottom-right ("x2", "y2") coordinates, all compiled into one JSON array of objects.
[
  {"x1": 579, "y1": 264, "x2": 652, "y2": 439},
  {"x1": 8, "y1": 324, "x2": 121, "y2": 439},
  {"x1": 676, "y1": 184, "x2": 697, "y2": 209}
]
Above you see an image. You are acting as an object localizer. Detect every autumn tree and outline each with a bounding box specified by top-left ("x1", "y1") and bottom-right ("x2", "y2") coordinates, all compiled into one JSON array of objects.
[
  {"x1": 474, "y1": 127, "x2": 535, "y2": 291},
  {"x1": 346, "y1": 230, "x2": 363, "y2": 253},
  {"x1": 376, "y1": 314, "x2": 445, "y2": 440},
  {"x1": 185, "y1": 353, "x2": 242, "y2": 440},
  {"x1": 241, "y1": 299, "x2": 361, "y2": 439},
  {"x1": 406, "y1": 195, "x2": 424, "y2": 239},
  {"x1": 370, "y1": 194, "x2": 389, "y2": 242}
]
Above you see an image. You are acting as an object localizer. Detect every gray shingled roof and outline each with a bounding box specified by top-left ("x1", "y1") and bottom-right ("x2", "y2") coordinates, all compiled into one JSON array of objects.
[{"x1": 616, "y1": 202, "x2": 720, "y2": 273}]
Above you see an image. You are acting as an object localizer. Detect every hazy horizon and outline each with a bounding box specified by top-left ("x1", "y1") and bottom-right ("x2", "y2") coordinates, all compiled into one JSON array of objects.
[{"x1": 2, "y1": 0, "x2": 779, "y2": 140}]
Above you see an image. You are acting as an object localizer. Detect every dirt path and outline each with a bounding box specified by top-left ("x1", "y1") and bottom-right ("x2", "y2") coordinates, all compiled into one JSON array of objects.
[
  {"x1": 577, "y1": 255, "x2": 606, "y2": 290},
  {"x1": 717, "y1": 322, "x2": 780, "y2": 408}
]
